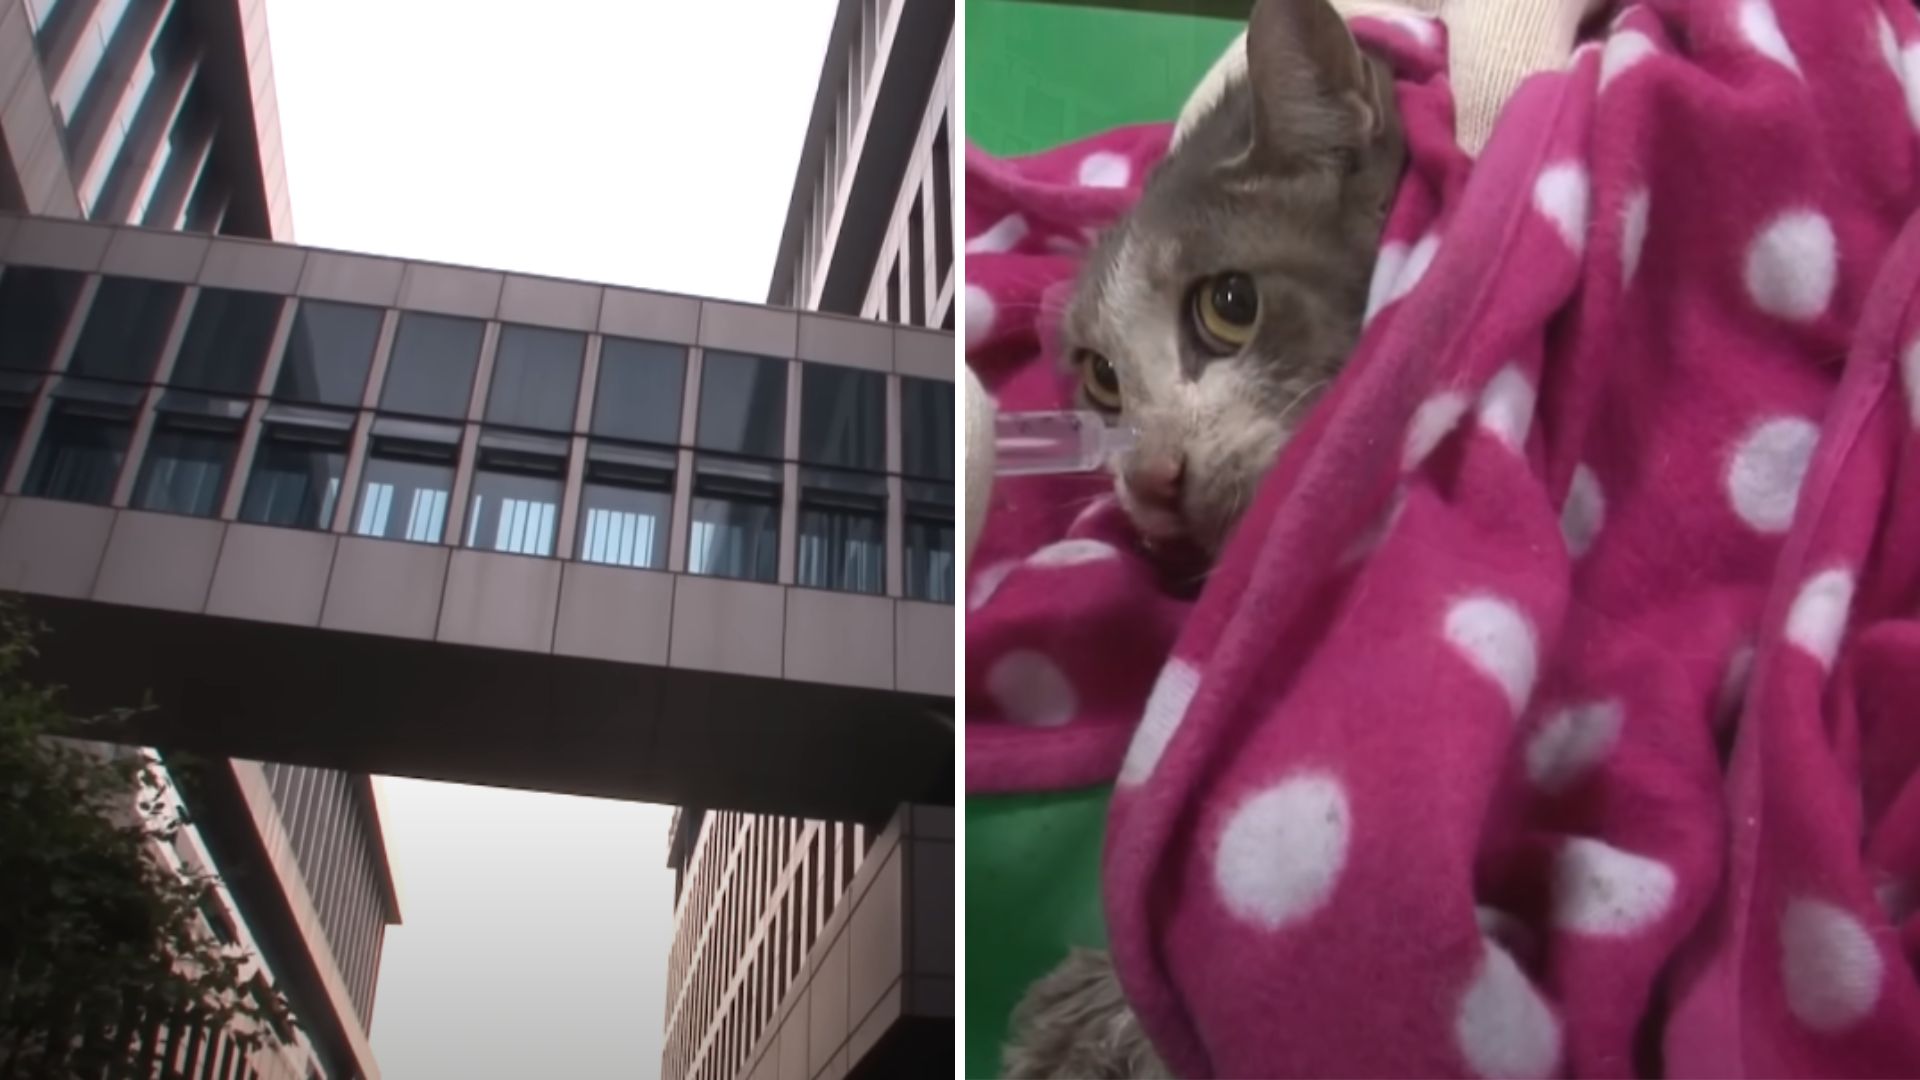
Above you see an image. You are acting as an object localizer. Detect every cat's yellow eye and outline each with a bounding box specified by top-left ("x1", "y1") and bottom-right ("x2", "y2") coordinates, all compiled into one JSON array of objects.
[
  {"x1": 1190, "y1": 272, "x2": 1259, "y2": 354},
  {"x1": 1075, "y1": 349, "x2": 1122, "y2": 411}
]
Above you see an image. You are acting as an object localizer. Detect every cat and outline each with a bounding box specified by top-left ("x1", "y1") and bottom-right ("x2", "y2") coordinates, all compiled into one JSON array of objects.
[
  {"x1": 1057, "y1": 0, "x2": 1406, "y2": 558},
  {"x1": 1004, "y1": 0, "x2": 1408, "y2": 1074}
]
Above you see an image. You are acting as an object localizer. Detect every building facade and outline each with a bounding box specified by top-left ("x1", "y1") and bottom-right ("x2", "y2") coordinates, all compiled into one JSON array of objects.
[{"x1": 668, "y1": 0, "x2": 957, "y2": 1077}]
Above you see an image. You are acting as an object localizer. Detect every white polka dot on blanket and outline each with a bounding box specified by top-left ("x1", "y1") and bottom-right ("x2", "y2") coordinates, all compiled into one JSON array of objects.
[
  {"x1": 1879, "y1": 11, "x2": 1902, "y2": 76},
  {"x1": 965, "y1": 212, "x2": 1029, "y2": 254},
  {"x1": 1477, "y1": 366, "x2": 1537, "y2": 451},
  {"x1": 1744, "y1": 210, "x2": 1835, "y2": 321},
  {"x1": 1394, "y1": 233, "x2": 1441, "y2": 304},
  {"x1": 1404, "y1": 390, "x2": 1471, "y2": 469},
  {"x1": 1621, "y1": 188, "x2": 1650, "y2": 286},
  {"x1": 1378, "y1": 11, "x2": 1439, "y2": 48},
  {"x1": 1781, "y1": 897, "x2": 1883, "y2": 1031},
  {"x1": 1527, "y1": 700, "x2": 1621, "y2": 793},
  {"x1": 1365, "y1": 241, "x2": 1409, "y2": 325},
  {"x1": 964, "y1": 285, "x2": 995, "y2": 352},
  {"x1": 987, "y1": 650, "x2": 1078, "y2": 727},
  {"x1": 1456, "y1": 939, "x2": 1562, "y2": 1080},
  {"x1": 1785, "y1": 566, "x2": 1854, "y2": 670},
  {"x1": 1212, "y1": 771, "x2": 1351, "y2": 931},
  {"x1": 1340, "y1": 486, "x2": 1407, "y2": 566},
  {"x1": 1532, "y1": 163, "x2": 1589, "y2": 255},
  {"x1": 1077, "y1": 151, "x2": 1131, "y2": 189},
  {"x1": 1560, "y1": 464, "x2": 1606, "y2": 558},
  {"x1": 1444, "y1": 595, "x2": 1539, "y2": 715},
  {"x1": 1726, "y1": 415, "x2": 1819, "y2": 533},
  {"x1": 1903, "y1": 338, "x2": 1920, "y2": 428},
  {"x1": 1738, "y1": 0, "x2": 1802, "y2": 75},
  {"x1": 1027, "y1": 538, "x2": 1120, "y2": 567},
  {"x1": 1119, "y1": 658, "x2": 1200, "y2": 788},
  {"x1": 1903, "y1": 45, "x2": 1920, "y2": 132},
  {"x1": 1553, "y1": 837, "x2": 1677, "y2": 936},
  {"x1": 1600, "y1": 30, "x2": 1657, "y2": 91},
  {"x1": 968, "y1": 560, "x2": 1018, "y2": 612}
]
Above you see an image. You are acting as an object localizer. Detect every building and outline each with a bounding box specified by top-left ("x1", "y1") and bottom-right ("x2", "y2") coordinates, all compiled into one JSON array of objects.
[
  {"x1": 664, "y1": 0, "x2": 956, "y2": 1077},
  {"x1": 0, "y1": 4, "x2": 393, "y2": 1078}
]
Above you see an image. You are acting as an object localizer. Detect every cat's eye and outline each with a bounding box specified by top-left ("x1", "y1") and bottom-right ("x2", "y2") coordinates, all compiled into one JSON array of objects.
[
  {"x1": 1190, "y1": 272, "x2": 1260, "y2": 354},
  {"x1": 1075, "y1": 349, "x2": 1122, "y2": 411}
]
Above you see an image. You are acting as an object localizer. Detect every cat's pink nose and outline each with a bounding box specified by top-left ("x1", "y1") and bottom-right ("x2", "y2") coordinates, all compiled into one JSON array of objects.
[{"x1": 1127, "y1": 455, "x2": 1185, "y2": 510}]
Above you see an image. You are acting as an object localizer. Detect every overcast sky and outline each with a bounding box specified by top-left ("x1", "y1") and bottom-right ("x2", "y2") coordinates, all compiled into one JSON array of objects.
[{"x1": 263, "y1": 1, "x2": 838, "y2": 1075}]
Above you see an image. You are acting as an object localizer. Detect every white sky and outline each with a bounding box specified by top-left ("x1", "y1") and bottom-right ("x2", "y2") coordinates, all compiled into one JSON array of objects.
[{"x1": 262, "y1": 1, "x2": 839, "y2": 1076}]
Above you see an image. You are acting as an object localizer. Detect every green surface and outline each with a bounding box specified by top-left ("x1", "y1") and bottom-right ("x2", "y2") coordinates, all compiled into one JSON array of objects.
[
  {"x1": 965, "y1": 0, "x2": 1244, "y2": 155},
  {"x1": 966, "y1": 786, "x2": 1113, "y2": 1079}
]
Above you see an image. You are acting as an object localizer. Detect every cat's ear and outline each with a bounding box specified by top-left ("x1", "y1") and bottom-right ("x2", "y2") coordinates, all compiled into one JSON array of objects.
[{"x1": 1243, "y1": 0, "x2": 1390, "y2": 168}]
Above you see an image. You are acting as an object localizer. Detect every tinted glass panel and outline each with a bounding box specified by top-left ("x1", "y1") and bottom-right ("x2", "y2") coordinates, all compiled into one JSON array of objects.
[
  {"x1": 592, "y1": 338, "x2": 685, "y2": 444},
  {"x1": 172, "y1": 288, "x2": 283, "y2": 394},
  {"x1": 133, "y1": 424, "x2": 235, "y2": 517},
  {"x1": 354, "y1": 456, "x2": 453, "y2": 543},
  {"x1": 380, "y1": 314, "x2": 483, "y2": 419},
  {"x1": 796, "y1": 469, "x2": 885, "y2": 594},
  {"x1": 277, "y1": 301, "x2": 381, "y2": 407},
  {"x1": 0, "y1": 406, "x2": 25, "y2": 479},
  {"x1": 905, "y1": 480, "x2": 954, "y2": 604},
  {"x1": 25, "y1": 408, "x2": 129, "y2": 504},
  {"x1": 240, "y1": 433, "x2": 345, "y2": 529},
  {"x1": 800, "y1": 364, "x2": 884, "y2": 472},
  {"x1": 0, "y1": 267, "x2": 85, "y2": 372},
  {"x1": 901, "y1": 377, "x2": 953, "y2": 480},
  {"x1": 485, "y1": 325, "x2": 583, "y2": 432},
  {"x1": 579, "y1": 482, "x2": 672, "y2": 570},
  {"x1": 689, "y1": 496, "x2": 778, "y2": 582},
  {"x1": 696, "y1": 351, "x2": 786, "y2": 459},
  {"x1": 465, "y1": 469, "x2": 562, "y2": 556},
  {"x1": 68, "y1": 276, "x2": 182, "y2": 381}
]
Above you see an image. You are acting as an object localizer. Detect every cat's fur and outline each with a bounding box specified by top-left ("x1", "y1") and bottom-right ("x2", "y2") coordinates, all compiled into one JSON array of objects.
[
  {"x1": 1059, "y1": 0, "x2": 1406, "y2": 556},
  {"x1": 1005, "y1": 1, "x2": 1407, "y2": 1074}
]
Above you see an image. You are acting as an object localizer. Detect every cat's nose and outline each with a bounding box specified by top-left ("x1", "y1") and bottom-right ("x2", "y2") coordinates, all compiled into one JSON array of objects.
[{"x1": 1127, "y1": 455, "x2": 1184, "y2": 510}]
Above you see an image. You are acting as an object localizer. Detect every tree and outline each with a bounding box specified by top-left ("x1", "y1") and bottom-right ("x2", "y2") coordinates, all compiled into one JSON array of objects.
[{"x1": 0, "y1": 600, "x2": 297, "y2": 1077}]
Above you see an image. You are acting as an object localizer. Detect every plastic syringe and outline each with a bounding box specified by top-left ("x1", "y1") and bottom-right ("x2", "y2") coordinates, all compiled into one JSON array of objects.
[{"x1": 994, "y1": 410, "x2": 1138, "y2": 476}]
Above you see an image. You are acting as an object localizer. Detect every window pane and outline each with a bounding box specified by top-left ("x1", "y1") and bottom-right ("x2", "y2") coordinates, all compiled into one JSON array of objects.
[
  {"x1": 69, "y1": 276, "x2": 182, "y2": 381},
  {"x1": 464, "y1": 469, "x2": 562, "y2": 556},
  {"x1": 592, "y1": 338, "x2": 685, "y2": 444},
  {"x1": 578, "y1": 482, "x2": 671, "y2": 570},
  {"x1": 796, "y1": 469, "x2": 885, "y2": 595},
  {"x1": 133, "y1": 424, "x2": 235, "y2": 517},
  {"x1": 0, "y1": 406, "x2": 25, "y2": 479},
  {"x1": 0, "y1": 267, "x2": 85, "y2": 372},
  {"x1": 354, "y1": 456, "x2": 453, "y2": 544},
  {"x1": 800, "y1": 364, "x2": 884, "y2": 472},
  {"x1": 696, "y1": 351, "x2": 786, "y2": 459},
  {"x1": 277, "y1": 301, "x2": 381, "y2": 407},
  {"x1": 239, "y1": 432, "x2": 345, "y2": 530},
  {"x1": 905, "y1": 480, "x2": 954, "y2": 604},
  {"x1": 689, "y1": 496, "x2": 778, "y2": 582},
  {"x1": 172, "y1": 288, "x2": 283, "y2": 394},
  {"x1": 25, "y1": 408, "x2": 129, "y2": 504},
  {"x1": 380, "y1": 313, "x2": 483, "y2": 419},
  {"x1": 486, "y1": 325, "x2": 583, "y2": 432},
  {"x1": 900, "y1": 377, "x2": 953, "y2": 480}
]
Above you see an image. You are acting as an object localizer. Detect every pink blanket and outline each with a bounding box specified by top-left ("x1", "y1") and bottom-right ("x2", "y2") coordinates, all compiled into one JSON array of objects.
[{"x1": 965, "y1": 1, "x2": 1920, "y2": 1075}]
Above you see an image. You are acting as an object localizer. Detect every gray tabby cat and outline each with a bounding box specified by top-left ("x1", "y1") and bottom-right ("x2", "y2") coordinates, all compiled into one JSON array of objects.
[
  {"x1": 1004, "y1": 0, "x2": 1406, "y2": 1075},
  {"x1": 1058, "y1": 0, "x2": 1406, "y2": 557}
]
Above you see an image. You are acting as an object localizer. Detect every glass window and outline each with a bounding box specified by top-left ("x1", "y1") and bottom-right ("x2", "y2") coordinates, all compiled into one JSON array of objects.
[
  {"x1": 592, "y1": 338, "x2": 685, "y2": 445},
  {"x1": 900, "y1": 377, "x2": 954, "y2": 480},
  {"x1": 486, "y1": 325, "x2": 584, "y2": 432},
  {"x1": 0, "y1": 266, "x2": 85, "y2": 372},
  {"x1": 578, "y1": 447, "x2": 674, "y2": 571},
  {"x1": 464, "y1": 449, "x2": 565, "y2": 557},
  {"x1": 68, "y1": 276, "x2": 182, "y2": 382},
  {"x1": 171, "y1": 288, "x2": 282, "y2": 395},
  {"x1": 799, "y1": 364, "x2": 885, "y2": 472},
  {"x1": 277, "y1": 301, "x2": 381, "y2": 407},
  {"x1": 687, "y1": 457, "x2": 779, "y2": 583},
  {"x1": 25, "y1": 404, "x2": 131, "y2": 504},
  {"x1": 796, "y1": 468, "x2": 885, "y2": 595},
  {"x1": 354, "y1": 446, "x2": 455, "y2": 544},
  {"x1": 908, "y1": 194, "x2": 927, "y2": 326},
  {"x1": 239, "y1": 426, "x2": 347, "y2": 530},
  {"x1": 933, "y1": 121, "x2": 952, "y2": 282},
  {"x1": 132, "y1": 420, "x2": 236, "y2": 518},
  {"x1": 0, "y1": 404, "x2": 26, "y2": 479},
  {"x1": 380, "y1": 313, "x2": 483, "y2": 420},
  {"x1": 905, "y1": 480, "x2": 954, "y2": 604},
  {"x1": 695, "y1": 352, "x2": 786, "y2": 459}
]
